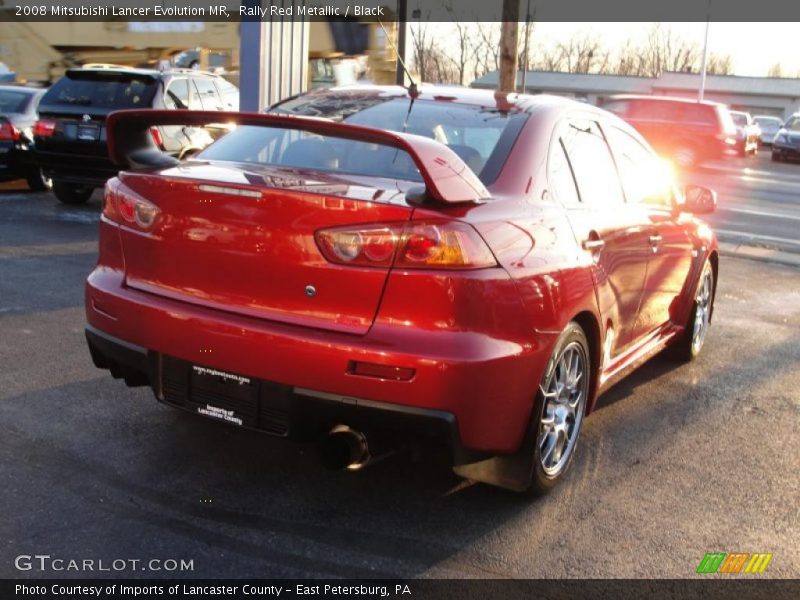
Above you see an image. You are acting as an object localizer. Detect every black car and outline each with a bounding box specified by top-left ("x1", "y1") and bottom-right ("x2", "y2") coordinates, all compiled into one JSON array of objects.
[
  {"x1": 0, "y1": 85, "x2": 50, "y2": 191},
  {"x1": 34, "y1": 66, "x2": 239, "y2": 204},
  {"x1": 771, "y1": 114, "x2": 800, "y2": 162}
]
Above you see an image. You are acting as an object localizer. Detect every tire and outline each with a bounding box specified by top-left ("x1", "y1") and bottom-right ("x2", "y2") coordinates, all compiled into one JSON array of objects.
[
  {"x1": 674, "y1": 145, "x2": 697, "y2": 169},
  {"x1": 52, "y1": 181, "x2": 93, "y2": 205},
  {"x1": 527, "y1": 322, "x2": 591, "y2": 495},
  {"x1": 668, "y1": 259, "x2": 715, "y2": 363},
  {"x1": 26, "y1": 169, "x2": 52, "y2": 192}
]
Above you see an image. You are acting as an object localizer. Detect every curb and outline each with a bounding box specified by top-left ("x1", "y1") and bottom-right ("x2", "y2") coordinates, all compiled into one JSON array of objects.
[{"x1": 718, "y1": 241, "x2": 800, "y2": 269}]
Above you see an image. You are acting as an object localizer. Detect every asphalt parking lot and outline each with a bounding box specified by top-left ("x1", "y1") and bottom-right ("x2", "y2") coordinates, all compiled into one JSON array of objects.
[{"x1": 1, "y1": 153, "x2": 798, "y2": 579}]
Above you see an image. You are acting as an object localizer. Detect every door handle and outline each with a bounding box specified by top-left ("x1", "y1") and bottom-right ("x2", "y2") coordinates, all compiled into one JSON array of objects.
[
  {"x1": 582, "y1": 239, "x2": 606, "y2": 251},
  {"x1": 649, "y1": 233, "x2": 663, "y2": 253}
]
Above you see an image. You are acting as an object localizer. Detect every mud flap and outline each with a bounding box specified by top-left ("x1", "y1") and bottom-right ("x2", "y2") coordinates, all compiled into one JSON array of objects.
[{"x1": 452, "y1": 421, "x2": 537, "y2": 492}]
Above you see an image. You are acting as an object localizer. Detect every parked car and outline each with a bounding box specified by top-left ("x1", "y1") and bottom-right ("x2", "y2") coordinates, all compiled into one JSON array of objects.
[
  {"x1": 601, "y1": 94, "x2": 738, "y2": 168},
  {"x1": 729, "y1": 110, "x2": 760, "y2": 155},
  {"x1": 753, "y1": 115, "x2": 783, "y2": 146},
  {"x1": 771, "y1": 114, "x2": 800, "y2": 162},
  {"x1": 0, "y1": 85, "x2": 50, "y2": 191},
  {"x1": 172, "y1": 49, "x2": 229, "y2": 73},
  {"x1": 33, "y1": 66, "x2": 239, "y2": 204},
  {"x1": 85, "y1": 87, "x2": 718, "y2": 494}
]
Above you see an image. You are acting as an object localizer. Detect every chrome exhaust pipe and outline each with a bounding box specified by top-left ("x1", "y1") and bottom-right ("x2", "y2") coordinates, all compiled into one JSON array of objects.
[{"x1": 318, "y1": 425, "x2": 371, "y2": 471}]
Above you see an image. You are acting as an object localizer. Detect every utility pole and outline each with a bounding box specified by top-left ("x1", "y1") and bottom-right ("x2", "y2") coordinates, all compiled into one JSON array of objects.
[
  {"x1": 498, "y1": 0, "x2": 520, "y2": 92},
  {"x1": 396, "y1": 0, "x2": 407, "y2": 86},
  {"x1": 699, "y1": 0, "x2": 712, "y2": 101},
  {"x1": 520, "y1": 0, "x2": 531, "y2": 93}
]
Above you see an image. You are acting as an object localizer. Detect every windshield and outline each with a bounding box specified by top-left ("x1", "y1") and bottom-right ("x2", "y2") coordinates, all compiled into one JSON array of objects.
[
  {"x1": 783, "y1": 117, "x2": 800, "y2": 131},
  {"x1": 0, "y1": 89, "x2": 33, "y2": 114},
  {"x1": 272, "y1": 95, "x2": 526, "y2": 185},
  {"x1": 42, "y1": 72, "x2": 157, "y2": 109},
  {"x1": 197, "y1": 126, "x2": 424, "y2": 183}
]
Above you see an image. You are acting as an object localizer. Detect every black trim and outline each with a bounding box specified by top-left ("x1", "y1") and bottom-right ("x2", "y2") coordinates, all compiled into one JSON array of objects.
[{"x1": 84, "y1": 326, "x2": 481, "y2": 466}]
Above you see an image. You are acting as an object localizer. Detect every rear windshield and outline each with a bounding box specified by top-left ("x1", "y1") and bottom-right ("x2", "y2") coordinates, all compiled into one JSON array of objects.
[
  {"x1": 629, "y1": 100, "x2": 717, "y2": 125},
  {"x1": 198, "y1": 126, "x2": 424, "y2": 183},
  {"x1": 784, "y1": 117, "x2": 800, "y2": 131},
  {"x1": 42, "y1": 72, "x2": 157, "y2": 109},
  {"x1": 272, "y1": 96, "x2": 526, "y2": 184},
  {"x1": 0, "y1": 89, "x2": 34, "y2": 113},
  {"x1": 731, "y1": 113, "x2": 748, "y2": 127}
]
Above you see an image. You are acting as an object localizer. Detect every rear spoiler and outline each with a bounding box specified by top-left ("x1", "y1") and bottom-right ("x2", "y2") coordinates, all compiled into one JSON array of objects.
[{"x1": 105, "y1": 109, "x2": 490, "y2": 204}]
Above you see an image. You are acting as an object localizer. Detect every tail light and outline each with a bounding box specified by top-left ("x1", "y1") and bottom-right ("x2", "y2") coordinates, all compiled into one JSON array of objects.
[
  {"x1": 315, "y1": 221, "x2": 496, "y2": 270},
  {"x1": 149, "y1": 126, "x2": 164, "y2": 149},
  {"x1": 0, "y1": 120, "x2": 19, "y2": 141},
  {"x1": 103, "y1": 178, "x2": 161, "y2": 231},
  {"x1": 32, "y1": 119, "x2": 57, "y2": 138}
]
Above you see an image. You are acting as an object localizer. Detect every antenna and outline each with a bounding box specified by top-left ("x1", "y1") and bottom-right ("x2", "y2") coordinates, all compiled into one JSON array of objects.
[{"x1": 378, "y1": 19, "x2": 418, "y2": 98}]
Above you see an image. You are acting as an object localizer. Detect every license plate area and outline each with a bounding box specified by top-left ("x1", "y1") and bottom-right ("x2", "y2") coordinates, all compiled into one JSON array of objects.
[
  {"x1": 160, "y1": 356, "x2": 292, "y2": 435},
  {"x1": 77, "y1": 125, "x2": 100, "y2": 141}
]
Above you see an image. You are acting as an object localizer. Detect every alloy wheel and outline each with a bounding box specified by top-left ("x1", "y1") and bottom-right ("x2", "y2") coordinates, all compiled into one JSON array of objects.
[
  {"x1": 538, "y1": 342, "x2": 589, "y2": 477},
  {"x1": 691, "y1": 268, "x2": 713, "y2": 355}
]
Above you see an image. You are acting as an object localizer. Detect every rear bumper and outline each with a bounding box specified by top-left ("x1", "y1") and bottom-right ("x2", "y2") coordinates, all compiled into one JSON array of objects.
[
  {"x1": 772, "y1": 144, "x2": 800, "y2": 160},
  {"x1": 0, "y1": 144, "x2": 37, "y2": 180},
  {"x1": 86, "y1": 268, "x2": 551, "y2": 458},
  {"x1": 35, "y1": 149, "x2": 117, "y2": 187},
  {"x1": 85, "y1": 325, "x2": 476, "y2": 464}
]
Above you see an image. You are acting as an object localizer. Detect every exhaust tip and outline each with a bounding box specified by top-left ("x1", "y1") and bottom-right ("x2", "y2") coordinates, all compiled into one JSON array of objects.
[{"x1": 318, "y1": 425, "x2": 371, "y2": 471}]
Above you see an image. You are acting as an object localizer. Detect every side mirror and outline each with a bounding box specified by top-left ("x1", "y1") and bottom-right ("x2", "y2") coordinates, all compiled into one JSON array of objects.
[{"x1": 683, "y1": 184, "x2": 717, "y2": 214}]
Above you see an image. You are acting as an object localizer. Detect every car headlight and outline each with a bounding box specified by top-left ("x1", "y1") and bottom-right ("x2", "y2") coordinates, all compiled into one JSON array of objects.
[{"x1": 776, "y1": 133, "x2": 789, "y2": 144}]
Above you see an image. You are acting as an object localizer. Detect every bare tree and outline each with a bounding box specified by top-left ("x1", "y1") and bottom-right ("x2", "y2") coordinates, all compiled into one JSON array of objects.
[
  {"x1": 767, "y1": 62, "x2": 783, "y2": 78},
  {"x1": 409, "y1": 21, "x2": 459, "y2": 84},
  {"x1": 554, "y1": 33, "x2": 609, "y2": 74},
  {"x1": 472, "y1": 23, "x2": 501, "y2": 81},
  {"x1": 706, "y1": 53, "x2": 734, "y2": 76}
]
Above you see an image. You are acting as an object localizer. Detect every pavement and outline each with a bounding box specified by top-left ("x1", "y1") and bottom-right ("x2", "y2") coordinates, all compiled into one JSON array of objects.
[{"x1": 0, "y1": 155, "x2": 798, "y2": 579}]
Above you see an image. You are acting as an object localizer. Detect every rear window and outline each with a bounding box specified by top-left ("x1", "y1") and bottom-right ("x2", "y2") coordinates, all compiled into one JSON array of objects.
[
  {"x1": 629, "y1": 100, "x2": 716, "y2": 125},
  {"x1": 197, "y1": 126, "x2": 424, "y2": 183},
  {"x1": 730, "y1": 113, "x2": 748, "y2": 127},
  {"x1": 272, "y1": 96, "x2": 527, "y2": 185},
  {"x1": 0, "y1": 89, "x2": 33, "y2": 113},
  {"x1": 42, "y1": 71, "x2": 157, "y2": 109}
]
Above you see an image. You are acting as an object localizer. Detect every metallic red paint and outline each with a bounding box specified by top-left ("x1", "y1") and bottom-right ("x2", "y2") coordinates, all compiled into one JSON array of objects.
[{"x1": 86, "y1": 89, "x2": 718, "y2": 462}]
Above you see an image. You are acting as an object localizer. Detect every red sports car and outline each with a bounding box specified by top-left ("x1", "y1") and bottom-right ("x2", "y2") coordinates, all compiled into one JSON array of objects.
[{"x1": 85, "y1": 86, "x2": 718, "y2": 493}]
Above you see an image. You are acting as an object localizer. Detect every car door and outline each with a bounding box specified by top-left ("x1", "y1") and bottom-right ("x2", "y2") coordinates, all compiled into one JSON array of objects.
[
  {"x1": 552, "y1": 117, "x2": 652, "y2": 357},
  {"x1": 603, "y1": 123, "x2": 695, "y2": 339}
]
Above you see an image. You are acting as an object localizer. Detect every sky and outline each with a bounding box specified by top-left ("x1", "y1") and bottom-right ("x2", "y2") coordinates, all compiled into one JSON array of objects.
[
  {"x1": 533, "y1": 23, "x2": 795, "y2": 77},
  {"x1": 412, "y1": 22, "x2": 799, "y2": 79}
]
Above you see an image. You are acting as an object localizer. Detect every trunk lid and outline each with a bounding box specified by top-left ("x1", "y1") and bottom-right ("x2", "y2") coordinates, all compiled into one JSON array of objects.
[{"x1": 117, "y1": 162, "x2": 415, "y2": 335}]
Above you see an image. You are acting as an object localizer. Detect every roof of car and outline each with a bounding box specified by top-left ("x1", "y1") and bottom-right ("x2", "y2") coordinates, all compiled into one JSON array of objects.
[
  {"x1": 0, "y1": 84, "x2": 45, "y2": 94},
  {"x1": 286, "y1": 84, "x2": 590, "y2": 115},
  {"x1": 605, "y1": 93, "x2": 725, "y2": 108},
  {"x1": 65, "y1": 66, "x2": 222, "y2": 79}
]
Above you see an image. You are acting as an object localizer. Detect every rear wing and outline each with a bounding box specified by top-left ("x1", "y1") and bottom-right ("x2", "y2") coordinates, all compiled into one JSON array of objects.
[{"x1": 105, "y1": 109, "x2": 490, "y2": 204}]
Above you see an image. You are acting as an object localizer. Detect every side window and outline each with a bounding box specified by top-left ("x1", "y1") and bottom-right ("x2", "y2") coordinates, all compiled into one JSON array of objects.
[
  {"x1": 548, "y1": 139, "x2": 580, "y2": 206},
  {"x1": 560, "y1": 119, "x2": 625, "y2": 208},
  {"x1": 164, "y1": 78, "x2": 190, "y2": 110},
  {"x1": 193, "y1": 77, "x2": 222, "y2": 110},
  {"x1": 214, "y1": 78, "x2": 239, "y2": 111},
  {"x1": 605, "y1": 126, "x2": 673, "y2": 209}
]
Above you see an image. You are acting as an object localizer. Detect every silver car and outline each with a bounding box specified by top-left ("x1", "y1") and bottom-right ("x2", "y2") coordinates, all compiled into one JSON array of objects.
[{"x1": 754, "y1": 115, "x2": 783, "y2": 146}]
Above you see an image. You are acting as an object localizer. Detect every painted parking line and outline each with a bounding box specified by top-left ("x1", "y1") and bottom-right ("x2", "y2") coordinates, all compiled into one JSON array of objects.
[
  {"x1": 714, "y1": 229, "x2": 800, "y2": 248},
  {"x1": 721, "y1": 206, "x2": 800, "y2": 221}
]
